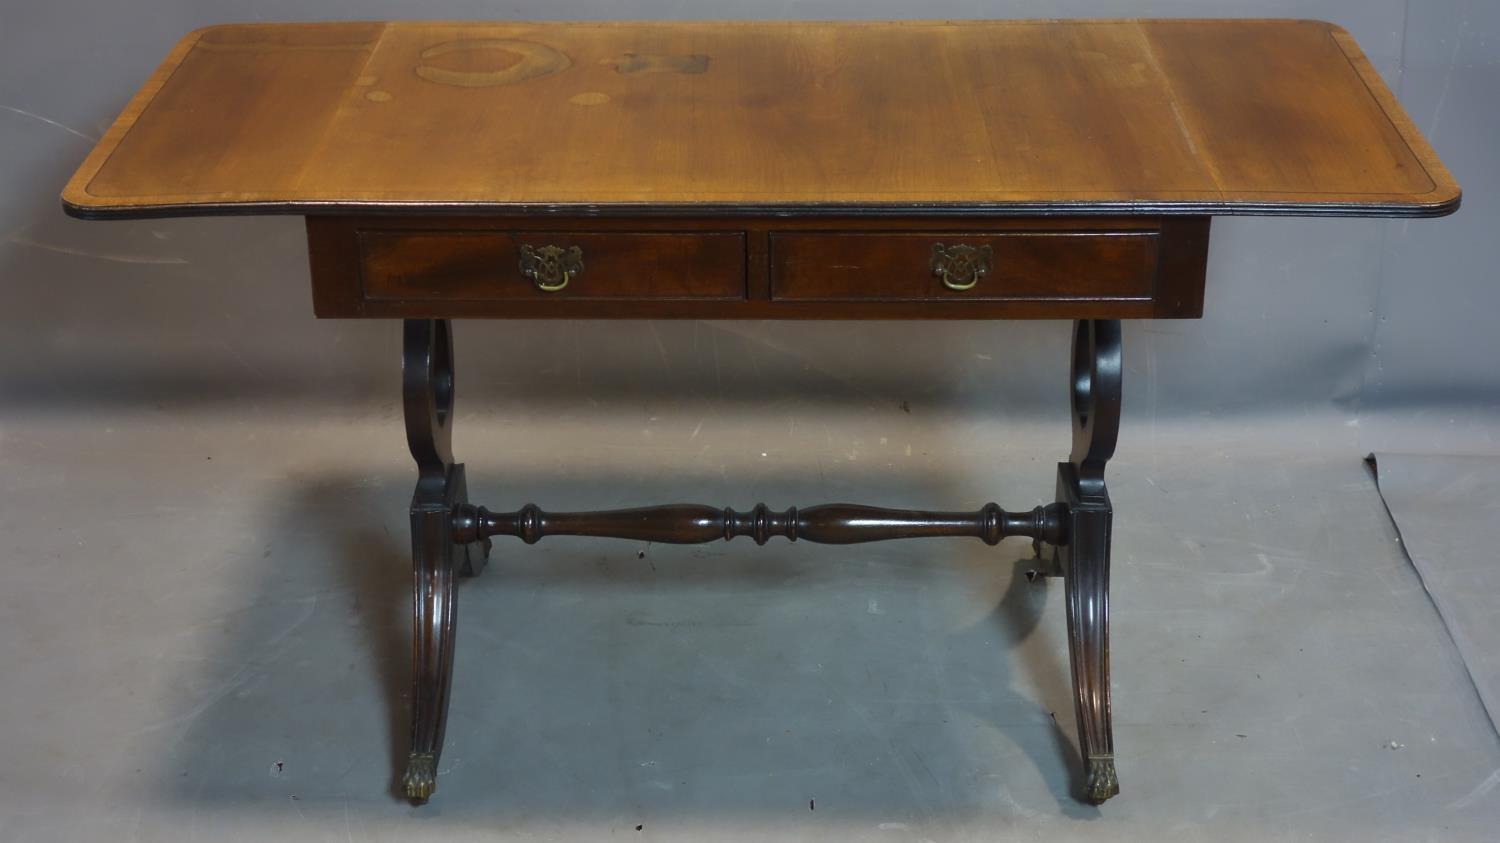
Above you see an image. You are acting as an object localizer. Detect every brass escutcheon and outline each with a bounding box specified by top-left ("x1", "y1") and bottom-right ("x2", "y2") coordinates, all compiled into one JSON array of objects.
[
  {"x1": 931, "y1": 243, "x2": 993, "y2": 291},
  {"x1": 518, "y1": 244, "x2": 584, "y2": 292}
]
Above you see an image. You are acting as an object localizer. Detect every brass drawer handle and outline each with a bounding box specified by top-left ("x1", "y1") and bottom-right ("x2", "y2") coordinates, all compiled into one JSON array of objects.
[
  {"x1": 519, "y1": 243, "x2": 584, "y2": 292},
  {"x1": 931, "y1": 243, "x2": 993, "y2": 291}
]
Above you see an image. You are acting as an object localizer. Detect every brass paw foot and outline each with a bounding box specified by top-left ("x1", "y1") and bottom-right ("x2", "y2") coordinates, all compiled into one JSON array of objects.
[
  {"x1": 1084, "y1": 755, "x2": 1120, "y2": 804},
  {"x1": 403, "y1": 753, "x2": 437, "y2": 803}
]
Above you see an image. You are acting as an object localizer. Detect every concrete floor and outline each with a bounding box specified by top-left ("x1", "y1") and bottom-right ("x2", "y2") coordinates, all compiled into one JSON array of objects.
[{"x1": 1, "y1": 402, "x2": 1496, "y2": 841}]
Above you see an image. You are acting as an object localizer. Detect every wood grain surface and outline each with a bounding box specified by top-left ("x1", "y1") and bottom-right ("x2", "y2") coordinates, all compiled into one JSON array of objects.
[{"x1": 62, "y1": 19, "x2": 1459, "y2": 218}]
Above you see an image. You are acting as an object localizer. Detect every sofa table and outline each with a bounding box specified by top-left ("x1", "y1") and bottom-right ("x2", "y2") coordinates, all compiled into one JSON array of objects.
[{"x1": 62, "y1": 19, "x2": 1459, "y2": 805}]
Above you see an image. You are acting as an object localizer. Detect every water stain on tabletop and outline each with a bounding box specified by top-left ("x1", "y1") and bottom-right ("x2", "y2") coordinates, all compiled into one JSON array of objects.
[{"x1": 415, "y1": 38, "x2": 572, "y2": 87}]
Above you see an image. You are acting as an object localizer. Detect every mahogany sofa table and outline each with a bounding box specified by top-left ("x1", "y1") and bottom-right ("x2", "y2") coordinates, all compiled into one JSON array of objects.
[{"x1": 63, "y1": 19, "x2": 1459, "y2": 805}]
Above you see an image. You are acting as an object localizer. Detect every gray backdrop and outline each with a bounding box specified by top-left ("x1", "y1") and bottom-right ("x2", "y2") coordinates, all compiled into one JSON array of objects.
[
  {"x1": 3, "y1": 4, "x2": 1499, "y2": 839},
  {"x1": 1, "y1": 0, "x2": 1496, "y2": 450}
]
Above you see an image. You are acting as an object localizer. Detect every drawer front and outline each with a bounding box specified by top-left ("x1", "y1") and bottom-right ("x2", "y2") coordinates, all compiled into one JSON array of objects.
[
  {"x1": 359, "y1": 230, "x2": 745, "y2": 301},
  {"x1": 771, "y1": 231, "x2": 1159, "y2": 302}
]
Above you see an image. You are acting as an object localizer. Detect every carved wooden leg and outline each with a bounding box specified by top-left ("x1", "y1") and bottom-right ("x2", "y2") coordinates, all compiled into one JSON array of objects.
[
  {"x1": 1058, "y1": 319, "x2": 1122, "y2": 804},
  {"x1": 401, "y1": 319, "x2": 489, "y2": 803}
]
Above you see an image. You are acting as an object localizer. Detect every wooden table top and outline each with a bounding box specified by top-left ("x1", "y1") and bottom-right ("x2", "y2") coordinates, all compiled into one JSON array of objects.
[{"x1": 62, "y1": 19, "x2": 1459, "y2": 219}]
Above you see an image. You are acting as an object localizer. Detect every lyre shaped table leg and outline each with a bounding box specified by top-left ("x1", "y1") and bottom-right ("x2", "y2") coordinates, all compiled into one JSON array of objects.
[
  {"x1": 1058, "y1": 319, "x2": 1122, "y2": 804},
  {"x1": 401, "y1": 319, "x2": 489, "y2": 803}
]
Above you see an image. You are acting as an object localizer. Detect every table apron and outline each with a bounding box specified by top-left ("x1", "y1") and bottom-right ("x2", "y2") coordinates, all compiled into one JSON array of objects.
[{"x1": 307, "y1": 215, "x2": 1210, "y2": 320}]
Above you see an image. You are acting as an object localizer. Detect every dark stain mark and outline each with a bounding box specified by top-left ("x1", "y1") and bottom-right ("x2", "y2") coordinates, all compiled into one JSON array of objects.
[
  {"x1": 809, "y1": 798, "x2": 815, "y2": 811},
  {"x1": 608, "y1": 53, "x2": 710, "y2": 75},
  {"x1": 635, "y1": 824, "x2": 644, "y2": 831},
  {"x1": 899, "y1": 400, "x2": 911, "y2": 414}
]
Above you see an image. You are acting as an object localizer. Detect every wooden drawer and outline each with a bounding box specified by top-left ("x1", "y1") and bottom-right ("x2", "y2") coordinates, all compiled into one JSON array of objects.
[
  {"x1": 358, "y1": 230, "x2": 746, "y2": 302},
  {"x1": 771, "y1": 230, "x2": 1159, "y2": 302},
  {"x1": 308, "y1": 216, "x2": 1207, "y2": 318}
]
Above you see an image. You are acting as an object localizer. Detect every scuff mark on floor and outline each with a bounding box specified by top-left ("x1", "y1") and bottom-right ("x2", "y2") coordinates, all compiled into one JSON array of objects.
[
  {"x1": 6, "y1": 231, "x2": 188, "y2": 265},
  {"x1": 0, "y1": 103, "x2": 98, "y2": 142}
]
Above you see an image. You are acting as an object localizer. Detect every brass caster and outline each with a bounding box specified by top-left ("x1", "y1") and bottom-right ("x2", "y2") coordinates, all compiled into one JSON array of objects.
[
  {"x1": 403, "y1": 753, "x2": 437, "y2": 803},
  {"x1": 1084, "y1": 755, "x2": 1120, "y2": 804}
]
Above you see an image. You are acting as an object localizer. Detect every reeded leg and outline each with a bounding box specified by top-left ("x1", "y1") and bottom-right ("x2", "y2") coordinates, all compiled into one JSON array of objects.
[
  {"x1": 1057, "y1": 464, "x2": 1117, "y2": 802},
  {"x1": 1058, "y1": 320, "x2": 1122, "y2": 804},
  {"x1": 401, "y1": 319, "x2": 490, "y2": 803},
  {"x1": 404, "y1": 487, "x2": 456, "y2": 802}
]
